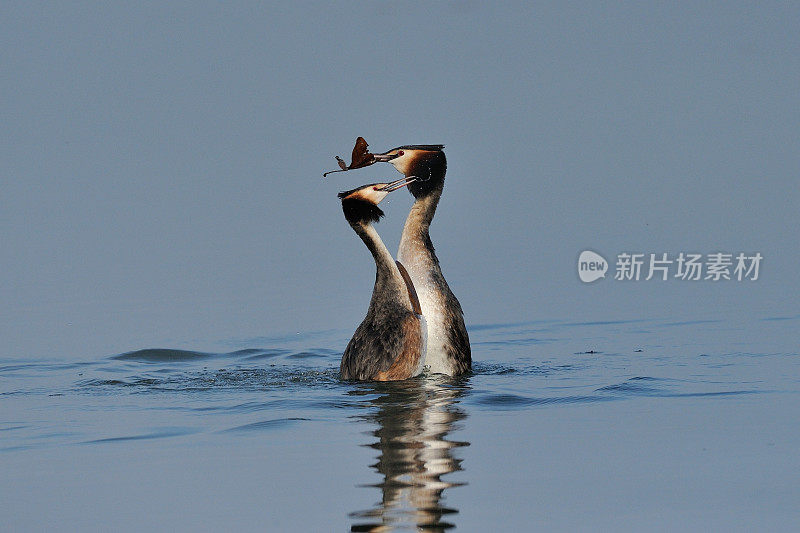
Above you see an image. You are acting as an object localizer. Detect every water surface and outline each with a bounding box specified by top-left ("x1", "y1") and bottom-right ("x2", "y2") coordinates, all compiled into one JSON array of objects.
[{"x1": 2, "y1": 317, "x2": 799, "y2": 531}]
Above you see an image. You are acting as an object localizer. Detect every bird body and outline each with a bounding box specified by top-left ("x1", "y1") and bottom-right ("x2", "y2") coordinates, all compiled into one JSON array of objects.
[
  {"x1": 397, "y1": 197, "x2": 469, "y2": 375},
  {"x1": 373, "y1": 146, "x2": 472, "y2": 376},
  {"x1": 339, "y1": 181, "x2": 426, "y2": 381}
]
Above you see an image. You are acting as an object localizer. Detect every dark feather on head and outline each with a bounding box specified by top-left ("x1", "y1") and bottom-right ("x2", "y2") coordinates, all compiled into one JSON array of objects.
[
  {"x1": 340, "y1": 196, "x2": 385, "y2": 225},
  {"x1": 405, "y1": 149, "x2": 447, "y2": 198},
  {"x1": 389, "y1": 144, "x2": 444, "y2": 152}
]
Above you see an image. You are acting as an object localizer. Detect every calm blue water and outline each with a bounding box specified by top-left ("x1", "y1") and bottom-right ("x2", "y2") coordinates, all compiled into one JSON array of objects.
[{"x1": 2, "y1": 317, "x2": 799, "y2": 531}]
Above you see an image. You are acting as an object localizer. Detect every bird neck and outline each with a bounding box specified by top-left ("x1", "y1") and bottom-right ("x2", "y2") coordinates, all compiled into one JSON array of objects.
[
  {"x1": 398, "y1": 187, "x2": 442, "y2": 268},
  {"x1": 352, "y1": 222, "x2": 412, "y2": 310},
  {"x1": 400, "y1": 187, "x2": 442, "y2": 247},
  {"x1": 352, "y1": 222, "x2": 394, "y2": 269}
]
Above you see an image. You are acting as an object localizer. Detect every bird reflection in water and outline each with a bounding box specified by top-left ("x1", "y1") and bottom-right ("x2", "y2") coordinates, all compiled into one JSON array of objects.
[{"x1": 348, "y1": 376, "x2": 470, "y2": 532}]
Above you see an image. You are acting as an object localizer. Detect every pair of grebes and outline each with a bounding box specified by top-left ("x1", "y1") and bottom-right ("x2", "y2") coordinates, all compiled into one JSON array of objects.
[{"x1": 324, "y1": 138, "x2": 471, "y2": 381}]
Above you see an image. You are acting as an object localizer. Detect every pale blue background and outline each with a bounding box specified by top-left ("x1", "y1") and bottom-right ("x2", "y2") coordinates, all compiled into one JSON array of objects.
[{"x1": 2, "y1": 2, "x2": 798, "y2": 361}]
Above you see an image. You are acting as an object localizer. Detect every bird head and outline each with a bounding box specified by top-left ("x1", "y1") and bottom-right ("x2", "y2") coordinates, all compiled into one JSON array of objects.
[
  {"x1": 338, "y1": 177, "x2": 418, "y2": 225},
  {"x1": 373, "y1": 145, "x2": 446, "y2": 198}
]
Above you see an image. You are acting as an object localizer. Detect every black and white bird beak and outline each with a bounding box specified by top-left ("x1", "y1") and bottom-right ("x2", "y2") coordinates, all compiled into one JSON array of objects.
[
  {"x1": 378, "y1": 176, "x2": 417, "y2": 192},
  {"x1": 373, "y1": 151, "x2": 399, "y2": 163}
]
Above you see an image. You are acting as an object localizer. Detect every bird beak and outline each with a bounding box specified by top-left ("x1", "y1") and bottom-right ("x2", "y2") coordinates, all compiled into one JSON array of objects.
[
  {"x1": 379, "y1": 176, "x2": 417, "y2": 192},
  {"x1": 372, "y1": 151, "x2": 398, "y2": 162}
]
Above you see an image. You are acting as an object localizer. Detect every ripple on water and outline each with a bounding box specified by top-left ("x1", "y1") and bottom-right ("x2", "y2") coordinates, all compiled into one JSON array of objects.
[
  {"x1": 112, "y1": 348, "x2": 215, "y2": 362},
  {"x1": 594, "y1": 377, "x2": 762, "y2": 400},
  {"x1": 287, "y1": 348, "x2": 341, "y2": 359},
  {"x1": 470, "y1": 392, "x2": 609, "y2": 409},
  {"x1": 241, "y1": 349, "x2": 291, "y2": 361},
  {"x1": 82, "y1": 426, "x2": 200, "y2": 444},
  {"x1": 595, "y1": 381, "x2": 664, "y2": 395},
  {"x1": 2, "y1": 317, "x2": 798, "y2": 532},
  {"x1": 471, "y1": 361, "x2": 554, "y2": 376},
  {"x1": 220, "y1": 417, "x2": 310, "y2": 433},
  {"x1": 6, "y1": 321, "x2": 785, "y2": 440}
]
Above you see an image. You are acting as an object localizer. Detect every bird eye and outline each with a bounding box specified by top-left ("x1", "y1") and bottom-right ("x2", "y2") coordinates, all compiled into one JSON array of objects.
[
  {"x1": 397, "y1": 150, "x2": 404, "y2": 156},
  {"x1": 373, "y1": 186, "x2": 379, "y2": 190}
]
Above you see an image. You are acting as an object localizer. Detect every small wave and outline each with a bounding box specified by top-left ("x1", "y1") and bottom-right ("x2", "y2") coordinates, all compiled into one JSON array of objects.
[
  {"x1": 656, "y1": 319, "x2": 722, "y2": 328},
  {"x1": 596, "y1": 382, "x2": 662, "y2": 395},
  {"x1": 288, "y1": 351, "x2": 328, "y2": 359},
  {"x1": 241, "y1": 349, "x2": 291, "y2": 361},
  {"x1": 471, "y1": 362, "x2": 554, "y2": 376},
  {"x1": 470, "y1": 393, "x2": 607, "y2": 408},
  {"x1": 0, "y1": 364, "x2": 35, "y2": 373},
  {"x1": 220, "y1": 417, "x2": 310, "y2": 433},
  {"x1": 471, "y1": 362, "x2": 517, "y2": 375},
  {"x1": 83, "y1": 426, "x2": 199, "y2": 444},
  {"x1": 79, "y1": 377, "x2": 162, "y2": 388},
  {"x1": 0, "y1": 361, "x2": 97, "y2": 374},
  {"x1": 595, "y1": 377, "x2": 761, "y2": 399},
  {"x1": 661, "y1": 390, "x2": 762, "y2": 398},
  {"x1": 558, "y1": 319, "x2": 651, "y2": 327},
  {"x1": 226, "y1": 348, "x2": 265, "y2": 356},
  {"x1": 78, "y1": 366, "x2": 342, "y2": 395},
  {"x1": 761, "y1": 315, "x2": 800, "y2": 322},
  {"x1": 0, "y1": 425, "x2": 28, "y2": 432},
  {"x1": 287, "y1": 349, "x2": 340, "y2": 359},
  {"x1": 112, "y1": 348, "x2": 215, "y2": 362}
]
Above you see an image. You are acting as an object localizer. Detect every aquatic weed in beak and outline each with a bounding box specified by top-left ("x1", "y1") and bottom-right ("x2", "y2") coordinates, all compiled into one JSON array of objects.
[{"x1": 323, "y1": 137, "x2": 376, "y2": 177}]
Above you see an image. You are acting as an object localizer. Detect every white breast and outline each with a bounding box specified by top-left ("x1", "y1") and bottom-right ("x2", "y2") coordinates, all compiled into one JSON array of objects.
[
  {"x1": 399, "y1": 249, "x2": 456, "y2": 376},
  {"x1": 413, "y1": 314, "x2": 428, "y2": 377}
]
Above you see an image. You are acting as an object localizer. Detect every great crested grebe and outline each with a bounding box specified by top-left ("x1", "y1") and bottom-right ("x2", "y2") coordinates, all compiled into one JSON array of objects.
[
  {"x1": 373, "y1": 145, "x2": 471, "y2": 376},
  {"x1": 339, "y1": 177, "x2": 428, "y2": 381}
]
